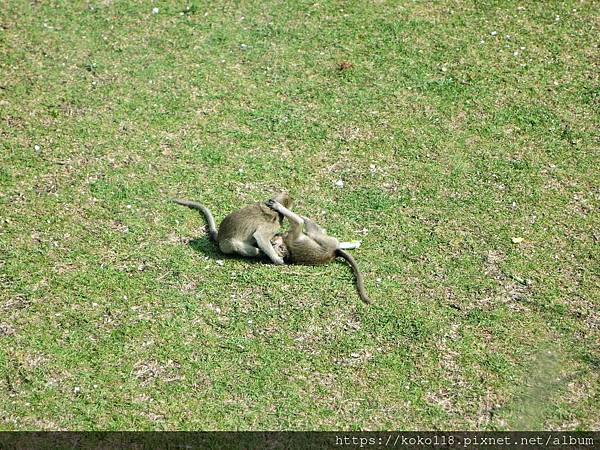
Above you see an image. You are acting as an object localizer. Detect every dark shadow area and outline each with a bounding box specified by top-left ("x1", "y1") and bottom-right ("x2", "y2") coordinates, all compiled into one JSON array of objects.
[
  {"x1": 187, "y1": 236, "x2": 221, "y2": 259},
  {"x1": 187, "y1": 237, "x2": 272, "y2": 265}
]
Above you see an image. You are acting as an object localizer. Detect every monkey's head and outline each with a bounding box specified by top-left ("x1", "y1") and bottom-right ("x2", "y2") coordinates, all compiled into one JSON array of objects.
[
  {"x1": 273, "y1": 191, "x2": 293, "y2": 209},
  {"x1": 271, "y1": 234, "x2": 289, "y2": 259}
]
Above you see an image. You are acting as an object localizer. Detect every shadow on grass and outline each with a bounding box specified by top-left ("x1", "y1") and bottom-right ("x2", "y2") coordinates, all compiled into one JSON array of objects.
[
  {"x1": 187, "y1": 237, "x2": 270, "y2": 265},
  {"x1": 187, "y1": 236, "x2": 221, "y2": 258}
]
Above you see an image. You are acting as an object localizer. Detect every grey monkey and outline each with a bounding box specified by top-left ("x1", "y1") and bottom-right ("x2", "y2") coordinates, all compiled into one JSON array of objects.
[
  {"x1": 172, "y1": 192, "x2": 293, "y2": 264},
  {"x1": 266, "y1": 199, "x2": 370, "y2": 304}
]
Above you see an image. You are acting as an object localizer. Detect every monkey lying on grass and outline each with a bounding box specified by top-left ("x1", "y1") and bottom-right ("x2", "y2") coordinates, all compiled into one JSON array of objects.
[
  {"x1": 266, "y1": 198, "x2": 371, "y2": 304},
  {"x1": 172, "y1": 192, "x2": 293, "y2": 265}
]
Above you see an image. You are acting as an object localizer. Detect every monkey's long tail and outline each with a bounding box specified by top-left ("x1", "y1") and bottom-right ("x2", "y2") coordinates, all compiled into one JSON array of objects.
[
  {"x1": 336, "y1": 249, "x2": 371, "y2": 304},
  {"x1": 171, "y1": 199, "x2": 218, "y2": 242}
]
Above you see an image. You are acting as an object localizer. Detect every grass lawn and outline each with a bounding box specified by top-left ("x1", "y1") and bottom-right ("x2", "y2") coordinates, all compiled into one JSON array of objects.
[{"x1": 1, "y1": 0, "x2": 598, "y2": 430}]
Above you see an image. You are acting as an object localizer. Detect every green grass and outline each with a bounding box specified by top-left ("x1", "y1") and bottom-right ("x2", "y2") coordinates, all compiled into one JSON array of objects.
[{"x1": 1, "y1": 0, "x2": 598, "y2": 430}]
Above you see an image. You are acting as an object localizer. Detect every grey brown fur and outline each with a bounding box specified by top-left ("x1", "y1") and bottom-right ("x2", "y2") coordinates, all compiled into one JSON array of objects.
[
  {"x1": 172, "y1": 192, "x2": 293, "y2": 264},
  {"x1": 266, "y1": 199, "x2": 371, "y2": 304}
]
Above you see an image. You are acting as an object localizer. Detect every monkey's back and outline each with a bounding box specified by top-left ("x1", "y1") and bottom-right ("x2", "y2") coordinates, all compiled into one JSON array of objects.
[
  {"x1": 218, "y1": 203, "x2": 279, "y2": 242},
  {"x1": 285, "y1": 238, "x2": 337, "y2": 265}
]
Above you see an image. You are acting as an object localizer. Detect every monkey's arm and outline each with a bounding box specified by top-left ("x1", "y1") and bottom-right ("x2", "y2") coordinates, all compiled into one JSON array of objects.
[
  {"x1": 253, "y1": 228, "x2": 284, "y2": 265},
  {"x1": 265, "y1": 200, "x2": 305, "y2": 226},
  {"x1": 266, "y1": 199, "x2": 306, "y2": 241}
]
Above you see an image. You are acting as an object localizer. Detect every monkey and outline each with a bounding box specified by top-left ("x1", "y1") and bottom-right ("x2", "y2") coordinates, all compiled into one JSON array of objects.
[
  {"x1": 172, "y1": 192, "x2": 293, "y2": 265},
  {"x1": 266, "y1": 199, "x2": 371, "y2": 304}
]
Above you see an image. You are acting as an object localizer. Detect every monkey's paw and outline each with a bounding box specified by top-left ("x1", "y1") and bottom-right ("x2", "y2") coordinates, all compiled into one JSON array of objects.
[{"x1": 272, "y1": 256, "x2": 285, "y2": 265}]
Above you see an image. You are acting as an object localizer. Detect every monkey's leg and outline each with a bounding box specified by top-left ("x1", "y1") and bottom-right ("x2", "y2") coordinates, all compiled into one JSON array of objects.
[
  {"x1": 253, "y1": 228, "x2": 284, "y2": 264},
  {"x1": 339, "y1": 241, "x2": 361, "y2": 250},
  {"x1": 301, "y1": 216, "x2": 326, "y2": 235},
  {"x1": 308, "y1": 232, "x2": 339, "y2": 251},
  {"x1": 296, "y1": 216, "x2": 337, "y2": 249},
  {"x1": 221, "y1": 239, "x2": 261, "y2": 257}
]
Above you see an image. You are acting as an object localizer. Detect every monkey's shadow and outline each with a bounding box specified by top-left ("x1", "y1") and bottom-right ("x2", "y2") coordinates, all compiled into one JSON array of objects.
[{"x1": 187, "y1": 237, "x2": 271, "y2": 265}]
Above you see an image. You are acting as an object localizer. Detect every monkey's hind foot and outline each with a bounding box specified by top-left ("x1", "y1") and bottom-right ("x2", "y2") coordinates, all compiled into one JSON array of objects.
[
  {"x1": 265, "y1": 199, "x2": 279, "y2": 210},
  {"x1": 339, "y1": 241, "x2": 361, "y2": 250}
]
